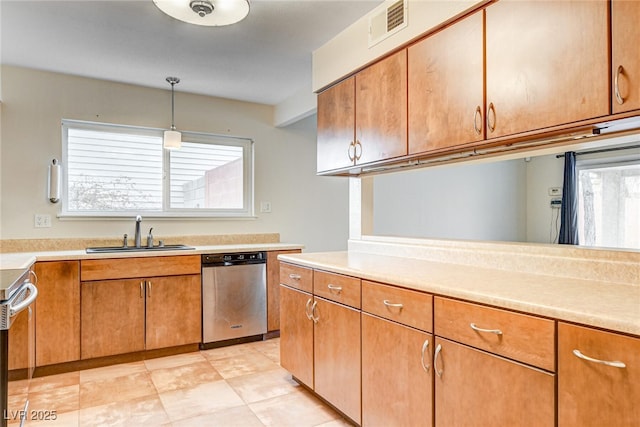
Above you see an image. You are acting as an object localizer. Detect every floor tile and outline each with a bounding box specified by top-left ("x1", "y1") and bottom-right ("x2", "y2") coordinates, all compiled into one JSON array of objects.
[
  {"x1": 247, "y1": 338, "x2": 280, "y2": 363},
  {"x1": 28, "y1": 383, "x2": 80, "y2": 414},
  {"x1": 206, "y1": 349, "x2": 281, "y2": 380},
  {"x1": 158, "y1": 380, "x2": 245, "y2": 422},
  {"x1": 201, "y1": 343, "x2": 261, "y2": 361},
  {"x1": 79, "y1": 361, "x2": 147, "y2": 384},
  {"x1": 249, "y1": 389, "x2": 342, "y2": 427},
  {"x1": 150, "y1": 361, "x2": 223, "y2": 393},
  {"x1": 80, "y1": 371, "x2": 157, "y2": 409},
  {"x1": 227, "y1": 366, "x2": 300, "y2": 404},
  {"x1": 170, "y1": 405, "x2": 265, "y2": 427},
  {"x1": 144, "y1": 352, "x2": 208, "y2": 372},
  {"x1": 18, "y1": 409, "x2": 79, "y2": 427},
  {"x1": 78, "y1": 395, "x2": 169, "y2": 427},
  {"x1": 30, "y1": 371, "x2": 80, "y2": 393}
]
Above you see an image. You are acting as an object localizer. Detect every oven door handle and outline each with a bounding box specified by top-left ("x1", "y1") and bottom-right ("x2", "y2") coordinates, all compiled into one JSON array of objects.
[{"x1": 9, "y1": 282, "x2": 38, "y2": 317}]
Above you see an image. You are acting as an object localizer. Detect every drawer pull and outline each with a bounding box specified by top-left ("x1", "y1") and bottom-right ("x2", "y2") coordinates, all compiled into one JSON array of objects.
[
  {"x1": 383, "y1": 300, "x2": 403, "y2": 309},
  {"x1": 573, "y1": 349, "x2": 626, "y2": 369},
  {"x1": 305, "y1": 298, "x2": 313, "y2": 320},
  {"x1": 327, "y1": 284, "x2": 342, "y2": 293},
  {"x1": 434, "y1": 343, "x2": 443, "y2": 378},
  {"x1": 420, "y1": 339, "x2": 430, "y2": 372},
  {"x1": 289, "y1": 274, "x2": 301, "y2": 280},
  {"x1": 470, "y1": 323, "x2": 503, "y2": 335}
]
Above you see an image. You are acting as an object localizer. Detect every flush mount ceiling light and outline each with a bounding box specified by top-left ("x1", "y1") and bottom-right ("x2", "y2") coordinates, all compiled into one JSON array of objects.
[
  {"x1": 153, "y1": 0, "x2": 250, "y2": 27},
  {"x1": 164, "y1": 77, "x2": 181, "y2": 150}
]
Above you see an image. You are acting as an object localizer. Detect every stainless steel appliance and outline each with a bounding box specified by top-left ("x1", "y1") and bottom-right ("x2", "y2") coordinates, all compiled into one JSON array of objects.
[
  {"x1": 1, "y1": 268, "x2": 38, "y2": 427},
  {"x1": 201, "y1": 252, "x2": 267, "y2": 348}
]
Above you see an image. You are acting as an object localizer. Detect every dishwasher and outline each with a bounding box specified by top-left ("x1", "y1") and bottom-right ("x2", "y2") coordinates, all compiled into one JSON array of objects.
[{"x1": 201, "y1": 252, "x2": 267, "y2": 348}]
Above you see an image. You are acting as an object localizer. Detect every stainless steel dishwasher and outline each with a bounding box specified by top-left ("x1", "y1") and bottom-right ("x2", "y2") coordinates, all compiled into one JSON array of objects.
[{"x1": 201, "y1": 252, "x2": 267, "y2": 348}]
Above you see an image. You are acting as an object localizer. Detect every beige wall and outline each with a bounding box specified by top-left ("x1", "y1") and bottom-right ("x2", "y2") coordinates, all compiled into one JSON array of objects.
[{"x1": 0, "y1": 66, "x2": 349, "y2": 252}]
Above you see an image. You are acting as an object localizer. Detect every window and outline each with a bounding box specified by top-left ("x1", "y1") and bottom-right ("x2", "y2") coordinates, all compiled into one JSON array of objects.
[
  {"x1": 577, "y1": 156, "x2": 640, "y2": 250},
  {"x1": 62, "y1": 120, "x2": 254, "y2": 217}
]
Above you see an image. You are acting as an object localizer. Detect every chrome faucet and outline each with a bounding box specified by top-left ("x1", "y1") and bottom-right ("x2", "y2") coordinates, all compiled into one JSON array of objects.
[{"x1": 134, "y1": 215, "x2": 142, "y2": 248}]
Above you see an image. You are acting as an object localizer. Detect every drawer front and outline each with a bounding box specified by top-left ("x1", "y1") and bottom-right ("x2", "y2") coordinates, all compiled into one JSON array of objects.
[
  {"x1": 81, "y1": 255, "x2": 200, "y2": 281},
  {"x1": 362, "y1": 280, "x2": 432, "y2": 332},
  {"x1": 434, "y1": 297, "x2": 555, "y2": 371},
  {"x1": 279, "y1": 263, "x2": 313, "y2": 293},
  {"x1": 314, "y1": 270, "x2": 361, "y2": 309}
]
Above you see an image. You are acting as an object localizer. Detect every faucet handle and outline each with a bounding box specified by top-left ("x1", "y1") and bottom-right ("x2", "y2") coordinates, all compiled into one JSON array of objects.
[
  {"x1": 123, "y1": 233, "x2": 128, "y2": 248},
  {"x1": 147, "y1": 228, "x2": 154, "y2": 248}
]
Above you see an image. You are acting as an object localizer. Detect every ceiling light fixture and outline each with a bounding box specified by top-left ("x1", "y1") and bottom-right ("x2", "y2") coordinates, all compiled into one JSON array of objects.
[
  {"x1": 153, "y1": 0, "x2": 250, "y2": 27},
  {"x1": 164, "y1": 76, "x2": 181, "y2": 150}
]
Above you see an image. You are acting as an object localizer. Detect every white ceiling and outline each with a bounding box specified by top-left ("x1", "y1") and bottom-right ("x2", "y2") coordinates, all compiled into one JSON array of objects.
[{"x1": 1, "y1": 0, "x2": 382, "y2": 105}]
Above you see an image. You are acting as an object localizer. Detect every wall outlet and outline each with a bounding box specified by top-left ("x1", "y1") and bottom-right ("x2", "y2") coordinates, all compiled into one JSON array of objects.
[
  {"x1": 260, "y1": 201, "x2": 272, "y2": 213},
  {"x1": 35, "y1": 214, "x2": 52, "y2": 228},
  {"x1": 548, "y1": 187, "x2": 562, "y2": 196}
]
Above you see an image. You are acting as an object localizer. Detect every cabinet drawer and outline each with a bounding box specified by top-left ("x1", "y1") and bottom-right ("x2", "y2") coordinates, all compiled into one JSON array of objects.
[
  {"x1": 81, "y1": 255, "x2": 200, "y2": 281},
  {"x1": 279, "y1": 263, "x2": 313, "y2": 293},
  {"x1": 362, "y1": 281, "x2": 432, "y2": 332},
  {"x1": 314, "y1": 270, "x2": 361, "y2": 309},
  {"x1": 434, "y1": 297, "x2": 555, "y2": 371}
]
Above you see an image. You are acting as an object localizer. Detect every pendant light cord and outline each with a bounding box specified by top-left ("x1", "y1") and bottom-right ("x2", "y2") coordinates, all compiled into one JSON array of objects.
[{"x1": 166, "y1": 76, "x2": 180, "y2": 131}]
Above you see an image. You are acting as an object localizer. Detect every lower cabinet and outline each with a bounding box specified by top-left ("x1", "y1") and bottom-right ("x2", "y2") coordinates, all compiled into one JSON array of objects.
[
  {"x1": 81, "y1": 274, "x2": 201, "y2": 359},
  {"x1": 434, "y1": 337, "x2": 555, "y2": 427},
  {"x1": 362, "y1": 313, "x2": 432, "y2": 427},
  {"x1": 558, "y1": 322, "x2": 640, "y2": 427},
  {"x1": 313, "y1": 297, "x2": 361, "y2": 425},
  {"x1": 279, "y1": 284, "x2": 314, "y2": 387}
]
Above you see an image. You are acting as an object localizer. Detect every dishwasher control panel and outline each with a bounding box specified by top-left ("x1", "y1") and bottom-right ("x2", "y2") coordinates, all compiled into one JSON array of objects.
[{"x1": 202, "y1": 251, "x2": 266, "y2": 266}]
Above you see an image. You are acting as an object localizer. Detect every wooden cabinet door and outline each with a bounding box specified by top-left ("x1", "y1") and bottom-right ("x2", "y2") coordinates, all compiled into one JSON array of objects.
[
  {"x1": 81, "y1": 279, "x2": 145, "y2": 359},
  {"x1": 408, "y1": 10, "x2": 484, "y2": 154},
  {"x1": 362, "y1": 313, "x2": 432, "y2": 427},
  {"x1": 485, "y1": 0, "x2": 609, "y2": 138},
  {"x1": 279, "y1": 285, "x2": 314, "y2": 388},
  {"x1": 612, "y1": 0, "x2": 640, "y2": 113},
  {"x1": 313, "y1": 297, "x2": 361, "y2": 424},
  {"x1": 34, "y1": 261, "x2": 80, "y2": 366},
  {"x1": 558, "y1": 323, "x2": 640, "y2": 427},
  {"x1": 317, "y1": 77, "x2": 356, "y2": 172},
  {"x1": 356, "y1": 50, "x2": 408, "y2": 165},
  {"x1": 266, "y1": 250, "x2": 301, "y2": 332},
  {"x1": 434, "y1": 337, "x2": 555, "y2": 427},
  {"x1": 145, "y1": 274, "x2": 201, "y2": 350}
]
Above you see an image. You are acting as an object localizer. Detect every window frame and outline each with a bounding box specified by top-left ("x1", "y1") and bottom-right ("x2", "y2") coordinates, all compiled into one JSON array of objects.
[{"x1": 61, "y1": 119, "x2": 255, "y2": 219}]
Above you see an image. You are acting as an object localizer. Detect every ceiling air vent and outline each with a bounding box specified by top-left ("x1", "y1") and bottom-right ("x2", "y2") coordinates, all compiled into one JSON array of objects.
[{"x1": 368, "y1": 0, "x2": 408, "y2": 48}]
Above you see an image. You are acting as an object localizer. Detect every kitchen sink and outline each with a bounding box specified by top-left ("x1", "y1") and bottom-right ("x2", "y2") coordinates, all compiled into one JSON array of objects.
[{"x1": 86, "y1": 244, "x2": 195, "y2": 253}]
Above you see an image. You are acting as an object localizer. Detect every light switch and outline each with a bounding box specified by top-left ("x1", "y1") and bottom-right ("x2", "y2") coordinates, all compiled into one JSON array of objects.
[
  {"x1": 260, "y1": 201, "x2": 272, "y2": 213},
  {"x1": 35, "y1": 214, "x2": 52, "y2": 228}
]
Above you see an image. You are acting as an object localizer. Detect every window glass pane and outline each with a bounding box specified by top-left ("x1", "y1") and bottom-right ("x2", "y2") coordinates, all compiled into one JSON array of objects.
[
  {"x1": 578, "y1": 163, "x2": 640, "y2": 249},
  {"x1": 66, "y1": 128, "x2": 163, "y2": 212},
  {"x1": 169, "y1": 141, "x2": 244, "y2": 209}
]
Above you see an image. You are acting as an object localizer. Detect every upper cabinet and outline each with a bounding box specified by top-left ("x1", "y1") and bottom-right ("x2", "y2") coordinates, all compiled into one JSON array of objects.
[
  {"x1": 485, "y1": 0, "x2": 609, "y2": 138},
  {"x1": 408, "y1": 10, "x2": 484, "y2": 154},
  {"x1": 317, "y1": 50, "x2": 407, "y2": 173},
  {"x1": 612, "y1": 0, "x2": 640, "y2": 114}
]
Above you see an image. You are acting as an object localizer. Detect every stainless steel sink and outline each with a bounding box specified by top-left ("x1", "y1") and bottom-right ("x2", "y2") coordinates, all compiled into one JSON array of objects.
[{"x1": 86, "y1": 244, "x2": 195, "y2": 253}]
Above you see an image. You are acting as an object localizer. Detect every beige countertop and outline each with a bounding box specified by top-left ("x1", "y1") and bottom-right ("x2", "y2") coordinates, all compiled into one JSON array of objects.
[
  {"x1": 278, "y1": 251, "x2": 640, "y2": 337},
  {"x1": 0, "y1": 243, "x2": 303, "y2": 269}
]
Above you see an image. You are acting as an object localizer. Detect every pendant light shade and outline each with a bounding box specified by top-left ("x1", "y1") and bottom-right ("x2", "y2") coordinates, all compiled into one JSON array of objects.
[
  {"x1": 164, "y1": 76, "x2": 181, "y2": 150},
  {"x1": 153, "y1": 0, "x2": 250, "y2": 27}
]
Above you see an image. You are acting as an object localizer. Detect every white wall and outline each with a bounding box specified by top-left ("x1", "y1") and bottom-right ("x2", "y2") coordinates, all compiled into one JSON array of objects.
[
  {"x1": 373, "y1": 159, "x2": 527, "y2": 242},
  {"x1": 525, "y1": 154, "x2": 564, "y2": 244},
  {"x1": 0, "y1": 66, "x2": 349, "y2": 252}
]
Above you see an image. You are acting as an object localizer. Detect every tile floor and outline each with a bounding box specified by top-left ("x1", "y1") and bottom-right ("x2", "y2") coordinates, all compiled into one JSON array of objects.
[{"x1": 8, "y1": 338, "x2": 352, "y2": 427}]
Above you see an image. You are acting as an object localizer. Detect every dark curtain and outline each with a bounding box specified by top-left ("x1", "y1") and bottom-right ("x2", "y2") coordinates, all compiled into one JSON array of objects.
[{"x1": 559, "y1": 151, "x2": 579, "y2": 245}]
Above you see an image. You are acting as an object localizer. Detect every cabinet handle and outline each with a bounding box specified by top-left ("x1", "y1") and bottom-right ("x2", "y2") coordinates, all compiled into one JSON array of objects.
[
  {"x1": 614, "y1": 65, "x2": 625, "y2": 105},
  {"x1": 348, "y1": 141, "x2": 355, "y2": 161},
  {"x1": 311, "y1": 301, "x2": 319, "y2": 323},
  {"x1": 28, "y1": 270, "x2": 38, "y2": 285},
  {"x1": 289, "y1": 273, "x2": 301, "y2": 280},
  {"x1": 487, "y1": 102, "x2": 496, "y2": 133},
  {"x1": 140, "y1": 281, "x2": 144, "y2": 298},
  {"x1": 354, "y1": 140, "x2": 362, "y2": 161},
  {"x1": 383, "y1": 300, "x2": 403, "y2": 309},
  {"x1": 473, "y1": 106, "x2": 482, "y2": 135},
  {"x1": 327, "y1": 284, "x2": 342, "y2": 293},
  {"x1": 572, "y1": 349, "x2": 626, "y2": 369},
  {"x1": 420, "y1": 339, "x2": 430, "y2": 372},
  {"x1": 305, "y1": 298, "x2": 313, "y2": 320},
  {"x1": 434, "y1": 343, "x2": 443, "y2": 378},
  {"x1": 470, "y1": 323, "x2": 503, "y2": 335},
  {"x1": 147, "y1": 281, "x2": 152, "y2": 298}
]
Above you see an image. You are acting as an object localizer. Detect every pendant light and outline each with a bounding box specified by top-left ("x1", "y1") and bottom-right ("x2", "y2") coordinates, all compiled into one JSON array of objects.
[
  {"x1": 153, "y1": 0, "x2": 250, "y2": 27},
  {"x1": 164, "y1": 77, "x2": 181, "y2": 150}
]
